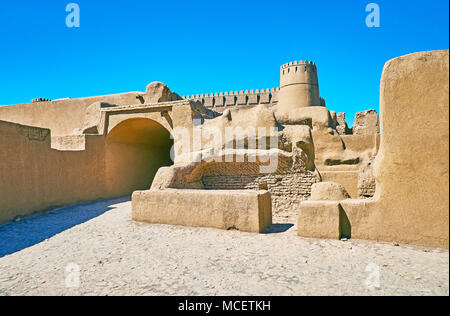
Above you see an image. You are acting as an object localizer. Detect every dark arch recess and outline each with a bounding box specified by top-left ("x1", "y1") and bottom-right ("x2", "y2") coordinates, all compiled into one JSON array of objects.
[{"x1": 105, "y1": 118, "x2": 174, "y2": 196}]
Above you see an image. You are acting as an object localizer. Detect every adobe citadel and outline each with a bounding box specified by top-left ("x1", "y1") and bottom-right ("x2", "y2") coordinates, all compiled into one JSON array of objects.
[{"x1": 0, "y1": 50, "x2": 448, "y2": 248}]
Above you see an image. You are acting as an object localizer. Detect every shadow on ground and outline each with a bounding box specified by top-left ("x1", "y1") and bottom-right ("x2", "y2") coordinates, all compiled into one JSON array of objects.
[
  {"x1": 263, "y1": 223, "x2": 294, "y2": 234},
  {"x1": 0, "y1": 196, "x2": 130, "y2": 258}
]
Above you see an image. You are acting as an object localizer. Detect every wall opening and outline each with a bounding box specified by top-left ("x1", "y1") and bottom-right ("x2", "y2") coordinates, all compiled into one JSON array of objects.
[{"x1": 105, "y1": 118, "x2": 173, "y2": 196}]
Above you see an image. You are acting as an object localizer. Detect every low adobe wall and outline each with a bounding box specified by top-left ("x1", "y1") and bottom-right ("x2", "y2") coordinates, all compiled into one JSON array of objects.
[
  {"x1": 0, "y1": 121, "x2": 105, "y2": 223},
  {"x1": 0, "y1": 119, "x2": 172, "y2": 224},
  {"x1": 132, "y1": 189, "x2": 272, "y2": 233}
]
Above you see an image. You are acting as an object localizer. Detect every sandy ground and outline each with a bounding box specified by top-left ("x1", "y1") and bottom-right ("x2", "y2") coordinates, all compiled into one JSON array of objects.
[{"x1": 0, "y1": 197, "x2": 448, "y2": 296}]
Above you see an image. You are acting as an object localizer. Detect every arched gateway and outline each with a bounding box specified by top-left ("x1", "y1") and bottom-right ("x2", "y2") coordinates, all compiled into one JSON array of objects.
[{"x1": 105, "y1": 118, "x2": 174, "y2": 196}]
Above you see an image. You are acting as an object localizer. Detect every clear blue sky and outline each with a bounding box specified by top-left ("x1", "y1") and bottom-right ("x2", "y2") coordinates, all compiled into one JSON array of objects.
[{"x1": 0, "y1": 0, "x2": 448, "y2": 127}]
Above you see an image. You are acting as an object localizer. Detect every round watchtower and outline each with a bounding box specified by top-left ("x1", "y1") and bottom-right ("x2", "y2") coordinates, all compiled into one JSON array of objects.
[{"x1": 277, "y1": 60, "x2": 321, "y2": 112}]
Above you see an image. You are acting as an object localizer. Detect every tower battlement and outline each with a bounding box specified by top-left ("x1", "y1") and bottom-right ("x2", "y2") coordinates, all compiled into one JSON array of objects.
[
  {"x1": 280, "y1": 60, "x2": 318, "y2": 89},
  {"x1": 277, "y1": 59, "x2": 321, "y2": 110},
  {"x1": 280, "y1": 60, "x2": 316, "y2": 69}
]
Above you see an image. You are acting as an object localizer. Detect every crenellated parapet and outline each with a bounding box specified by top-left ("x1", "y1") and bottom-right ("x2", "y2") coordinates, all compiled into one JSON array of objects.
[
  {"x1": 280, "y1": 60, "x2": 316, "y2": 68},
  {"x1": 182, "y1": 88, "x2": 280, "y2": 110}
]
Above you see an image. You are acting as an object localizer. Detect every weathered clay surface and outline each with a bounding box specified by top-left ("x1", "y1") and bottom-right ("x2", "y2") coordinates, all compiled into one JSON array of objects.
[
  {"x1": 142, "y1": 81, "x2": 182, "y2": 104},
  {"x1": 353, "y1": 109, "x2": 379, "y2": 135},
  {"x1": 132, "y1": 189, "x2": 272, "y2": 233},
  {"x1": 336, "y1": 112, "x2": 351, "y2": 135},
  {"x1": 358, "y1": 157, "x2": 376, "y2": 198},
  {"x1": 371, "y1": 49, "x2": 449, "y2": 247},
  {"x1": 309, "y1": 182, "x2": 350, "y2": 201}
]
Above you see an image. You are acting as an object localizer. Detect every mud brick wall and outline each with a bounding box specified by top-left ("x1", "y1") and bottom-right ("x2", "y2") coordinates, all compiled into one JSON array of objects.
[
  {"x1": 202, "y1": 171, "x2": 318, "y2": 213},
  {"x1": 358, "y1": 173, "x2": 376, "y2": 198},
  {"x1": 183, "y1": 88, "x2": 279, "y2": 113},
  {"x1": 357, "y1": 159, "x2": 376, "y2": 198}
]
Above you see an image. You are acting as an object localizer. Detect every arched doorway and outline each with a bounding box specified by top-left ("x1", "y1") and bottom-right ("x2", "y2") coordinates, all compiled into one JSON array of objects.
[{"x1": 105, "y1": 118, "x2": 173, "y2": 196}]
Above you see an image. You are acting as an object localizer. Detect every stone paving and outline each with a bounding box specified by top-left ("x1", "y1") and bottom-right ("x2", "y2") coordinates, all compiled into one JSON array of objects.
[{"x1": 0, "y1": 197, "x2": 448, "y2": 296}]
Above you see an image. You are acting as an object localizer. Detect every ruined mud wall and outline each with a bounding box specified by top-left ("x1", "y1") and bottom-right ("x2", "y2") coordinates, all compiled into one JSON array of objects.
[
  {"x1": 298, "y1": 50, "x2": 449, "y2": 248},
  {"x1": 319, "y1": 134, "x2": 380, "y2": 198},
  {"x1": 0, "y1": 92, "x2": 143, "y2": 136},
  {"x1": 0, "y1": 120, "x2": 172, "y2": 224},
  {"x1": 203, "y1": 172, "x2": 318, "y2": 213},
  {"x1": 0, "y1": 80, "x2": 181, "y2": 137}
]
